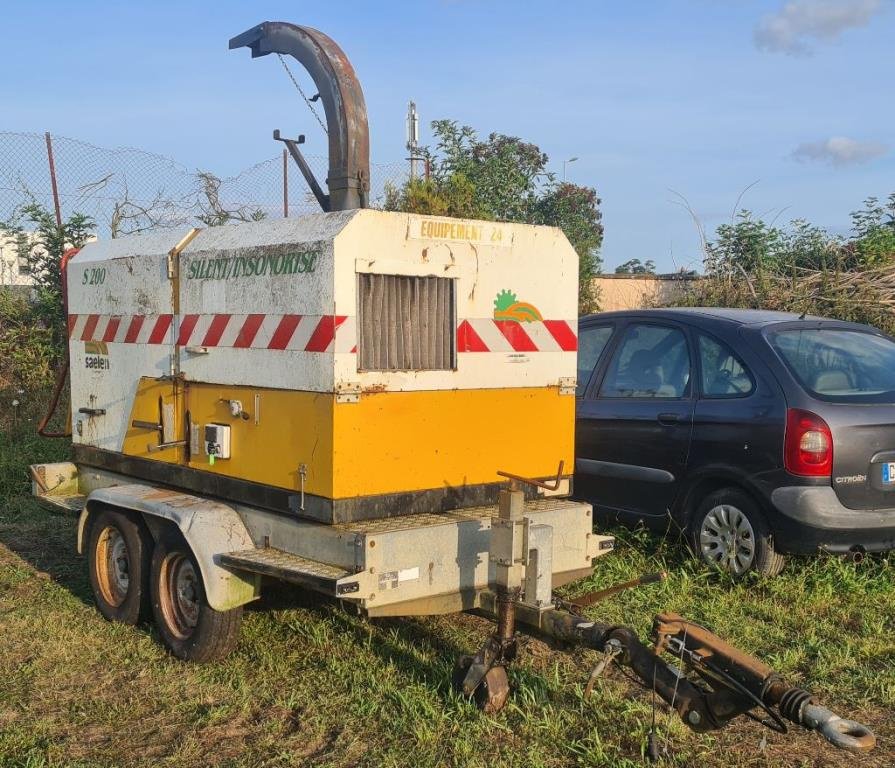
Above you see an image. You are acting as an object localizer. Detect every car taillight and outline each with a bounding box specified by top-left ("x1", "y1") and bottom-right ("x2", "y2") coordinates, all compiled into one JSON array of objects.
[{"x1": 785, "y1": 408, "x2": 833, "y2": 477}]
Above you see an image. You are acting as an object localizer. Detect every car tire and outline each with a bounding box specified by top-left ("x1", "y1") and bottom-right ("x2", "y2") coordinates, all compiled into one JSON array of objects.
[
  {"x1": 690, "y1": 488, "x2": 785, "y2": 577},
  {"x1": 87, "y1": 508, "x2": 153, "y2": 624},
  {"x1": 150, "y1": 532, "x2": 243, "y2": 662}
]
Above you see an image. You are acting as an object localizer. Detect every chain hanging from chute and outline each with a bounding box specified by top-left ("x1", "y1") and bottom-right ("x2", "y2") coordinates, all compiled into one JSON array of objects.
[{"x1": 276, "y1": 53, "x2": 328, "y2": 135}]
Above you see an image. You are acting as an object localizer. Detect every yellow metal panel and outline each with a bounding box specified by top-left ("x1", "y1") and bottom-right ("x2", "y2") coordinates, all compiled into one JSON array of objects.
[
  {"x1": 123, "y1": 380, "x2": 572, "y2": 503},
  {"x1": 331, "y1": 387, "x2": 574, "y2": 498},
  {"x1": 183, "y1": 384, "x2": 335, "y2": 497},
  {"x1": 121, "y1": 378, "x2": 183, "y2": 463}
]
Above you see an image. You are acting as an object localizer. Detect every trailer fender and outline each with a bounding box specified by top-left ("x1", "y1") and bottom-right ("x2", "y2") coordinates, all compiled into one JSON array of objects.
[{"x1": 79, "y1": 484, "x2": 259, "y2": 611}]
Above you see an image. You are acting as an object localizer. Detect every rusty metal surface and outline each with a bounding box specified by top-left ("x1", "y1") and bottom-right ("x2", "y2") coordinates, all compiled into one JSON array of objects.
[
  {"x1": 653, "y1": 610, "x2": 776, "y2": 681},
  {"x1": 497, "y1": 460, "x2": 565, "y2": 492},
  {"x1": 230, "y1": 22, "x2": 370, "y2": 211},
  {"x1": 491, "y1": 603, "x2": 875, "y2": 751},
  {"x1": 569, "y1": 570, "x2": 667, "y2": 610}
]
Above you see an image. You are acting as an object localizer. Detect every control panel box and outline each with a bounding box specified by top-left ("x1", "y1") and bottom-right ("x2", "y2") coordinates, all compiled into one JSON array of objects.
[{"x1": 204, "y1": 423, "x2": 231, "y2": 460}]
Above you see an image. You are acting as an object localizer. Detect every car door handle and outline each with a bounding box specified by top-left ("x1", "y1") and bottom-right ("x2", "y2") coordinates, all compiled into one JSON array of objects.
[{"x1": 657, "y1": 412, "x2": 682, "y2": 425}]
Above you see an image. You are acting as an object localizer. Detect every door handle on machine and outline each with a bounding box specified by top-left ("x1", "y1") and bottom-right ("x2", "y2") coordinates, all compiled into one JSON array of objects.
[{"x1": 657, "y1": 412, "x2": 682, "y2": 425}]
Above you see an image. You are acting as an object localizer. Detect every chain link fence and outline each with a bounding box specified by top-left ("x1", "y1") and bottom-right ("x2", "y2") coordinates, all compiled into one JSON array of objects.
[{"x1": 0, "y1": 131, "x2": 408, "y2": 241}]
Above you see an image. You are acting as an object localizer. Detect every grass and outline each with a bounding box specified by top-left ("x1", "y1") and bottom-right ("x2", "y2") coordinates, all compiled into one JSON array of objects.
[{"x1": 0, "y1": 429, "x2": 893, "y2": 768}]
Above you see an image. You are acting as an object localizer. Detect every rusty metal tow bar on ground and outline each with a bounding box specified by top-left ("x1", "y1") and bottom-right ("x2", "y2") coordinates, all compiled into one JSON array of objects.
[{"x1": 455, "y1": 464, "x2": 875, "y2": 754}]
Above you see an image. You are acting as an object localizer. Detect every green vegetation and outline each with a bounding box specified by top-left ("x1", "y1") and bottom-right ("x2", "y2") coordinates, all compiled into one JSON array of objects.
[
  {"x1": 385, "y1": 121, "x2": 604, "y2": 313},
  {"x1": 1, "y1": 426, "x2": 892, "y2": 768},
  {"x1": 678, "y1": 194, "x2": 895, "y2": 334},
  {"x1": 0, "y1": 203, "x2": 96, "y2": 356}
]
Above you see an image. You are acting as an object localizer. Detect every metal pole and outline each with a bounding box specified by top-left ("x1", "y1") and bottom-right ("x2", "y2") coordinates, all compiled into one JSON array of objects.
[
  {"x1": 282, "y1": 148, "x2": 289, "y2": 218},
  {"x1": 44, "y1": 132, "x2": 63, "y2": 228}
]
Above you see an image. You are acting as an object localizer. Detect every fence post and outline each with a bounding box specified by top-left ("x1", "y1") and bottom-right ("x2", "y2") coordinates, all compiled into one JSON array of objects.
[
  {"x1": 282, "y1": 148, "x2": 289, "y2": 218},
  {"x1": 44, "y1": 132, "x2": 63, "y2": 229}
]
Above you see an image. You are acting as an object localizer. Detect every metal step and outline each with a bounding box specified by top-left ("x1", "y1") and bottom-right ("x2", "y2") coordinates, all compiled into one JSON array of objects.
[
  {"x1": 38, "y1": 493, "x2": 87, "y2": 514},
  {"x1": 219, "y1": 547, "x2": 353, "y2": 592}
]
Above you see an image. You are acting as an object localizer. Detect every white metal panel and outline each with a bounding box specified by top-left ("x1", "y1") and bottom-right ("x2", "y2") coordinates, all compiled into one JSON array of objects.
[
  {"x1": 66, "y1": 210, "x2": 578, "y2": 407},
  {"x1": 334, "y1": 210, "x2": 579, "y2": 392},
  {"x1": 177, "y1": 214, "x2": 354, "y2": 391},
  {"x1": 69, "y1": 228, "x2": 193, "y2": 264},
  {"x1": 67, "y1": 240, "x2": 177, "y2": 451}
]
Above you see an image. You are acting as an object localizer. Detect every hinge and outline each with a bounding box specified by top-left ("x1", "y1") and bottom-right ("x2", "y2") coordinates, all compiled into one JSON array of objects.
[
  {"x1": 335, "y1": 382, "x2": 362, "y2": 404},
  {"x1": 558, "y1": 377, "x2": 576, "y2": 396}
]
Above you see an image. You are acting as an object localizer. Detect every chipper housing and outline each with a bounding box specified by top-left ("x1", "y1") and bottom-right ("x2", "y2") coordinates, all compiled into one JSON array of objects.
[{"x1": 66, "y1": 210, "x2": 580, "y2": 524}]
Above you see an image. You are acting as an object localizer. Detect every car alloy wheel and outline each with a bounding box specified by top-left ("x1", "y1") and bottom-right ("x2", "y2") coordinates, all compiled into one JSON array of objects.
[{"x1": 699, "y1": 503, "x2": 756, "y2": 576}]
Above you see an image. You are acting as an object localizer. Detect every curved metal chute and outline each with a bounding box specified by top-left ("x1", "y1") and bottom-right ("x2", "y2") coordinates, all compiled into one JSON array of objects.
[{"x1": 230, "y1": 21, "x2": 370, "y2": 211}]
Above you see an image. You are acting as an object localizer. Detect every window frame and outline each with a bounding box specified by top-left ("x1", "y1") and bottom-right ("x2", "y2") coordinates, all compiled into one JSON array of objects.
[
  {"x1": 595, "y1": 320, "x2": 694, "y2": 401},
  {"x1": 764, "y1": 323, "x2": 895, "y2": 403},
  {"x1": 575, "y1": 321, "x2": 616, "y2": 399},
  {"x1": 695, "y1": 330, "x2": 755, "y2": 400}
]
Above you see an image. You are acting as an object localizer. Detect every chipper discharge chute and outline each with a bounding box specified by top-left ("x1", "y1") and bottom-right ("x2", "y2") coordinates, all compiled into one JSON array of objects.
[{"x1": 30, "y1": 19, "x2": 874, "y2": 757}]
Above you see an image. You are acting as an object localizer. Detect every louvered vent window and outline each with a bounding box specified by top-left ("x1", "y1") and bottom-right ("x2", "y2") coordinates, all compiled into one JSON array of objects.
[{"x1": 358, "y1": 273, "x2": 456, "y2": 371}]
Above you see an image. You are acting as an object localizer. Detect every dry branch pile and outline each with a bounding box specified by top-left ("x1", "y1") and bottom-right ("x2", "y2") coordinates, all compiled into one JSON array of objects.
[{"x1": 675, "y1": 263, "x2": 895, "y2": 336}]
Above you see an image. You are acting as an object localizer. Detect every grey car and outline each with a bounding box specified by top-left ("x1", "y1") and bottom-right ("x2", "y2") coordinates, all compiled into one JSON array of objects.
[{"x1": 575, "y1": 308, "x2": 895, "y2": 576}]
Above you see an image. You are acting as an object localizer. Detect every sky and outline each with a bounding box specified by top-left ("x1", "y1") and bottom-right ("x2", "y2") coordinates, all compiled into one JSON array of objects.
[{"x1": 2, "y1": 0, "x2": 892, "y2": 272}]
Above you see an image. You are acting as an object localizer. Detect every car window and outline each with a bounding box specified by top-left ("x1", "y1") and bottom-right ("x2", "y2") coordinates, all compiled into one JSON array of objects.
[
  {"x1": 599, "y1": 324, "x2": 691, "y2": 399},
  {"x1": 576, "y1": 325, "x2": 614, "y2": 397},
  {"x1": 769, "y1": 328, "x2": 895, "y2": 403},
  {"x1": 698, "y1": 333, "x2": 754, "y2": 398}
]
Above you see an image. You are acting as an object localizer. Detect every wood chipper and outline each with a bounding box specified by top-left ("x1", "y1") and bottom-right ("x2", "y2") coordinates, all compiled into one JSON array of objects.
[{"x1": 30, "y1": 20, "x2": 874, "y2": 755}]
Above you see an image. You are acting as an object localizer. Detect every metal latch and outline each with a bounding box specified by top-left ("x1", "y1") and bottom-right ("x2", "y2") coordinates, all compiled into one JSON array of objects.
[{"x1": 558, "y1": 377, "x2": 576, "y2": 396}]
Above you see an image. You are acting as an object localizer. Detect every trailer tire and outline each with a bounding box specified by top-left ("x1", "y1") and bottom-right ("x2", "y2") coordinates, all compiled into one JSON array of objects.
[
  {"x1": 87, "y1": 508, "x2": 152, "y2": 625},
  {"x1": 150, "y1": 533, "x2": 243, "y2": 662}
]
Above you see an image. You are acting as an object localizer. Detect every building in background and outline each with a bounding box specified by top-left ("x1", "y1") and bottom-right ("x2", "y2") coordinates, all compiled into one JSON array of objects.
[
  {"x1": 592, "y1": 272, "x2": 700, "y2": 312},
  {"x1": 0, "y1": 232, "x2": 35, "y2": 291}
]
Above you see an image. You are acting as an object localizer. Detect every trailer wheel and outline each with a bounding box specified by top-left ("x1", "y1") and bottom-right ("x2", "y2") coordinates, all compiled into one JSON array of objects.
[
  {"x1": 150, "y1": 534, "x2": 243, "y2": 662},
  {"x1": 87, "y1": 509, "x2": 152, "y2": 625}
]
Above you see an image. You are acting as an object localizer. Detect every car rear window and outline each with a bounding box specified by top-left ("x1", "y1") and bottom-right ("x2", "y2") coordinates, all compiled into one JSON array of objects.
[{"x1": 769, "y1": 327, "x2": 895, "y2": 402}]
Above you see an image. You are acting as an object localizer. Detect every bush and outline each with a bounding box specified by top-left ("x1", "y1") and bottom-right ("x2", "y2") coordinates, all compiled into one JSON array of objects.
[
  {"x1": 674, "y1": 194, "x2": 895, "y2": 332},
  {"x1": 0, "y1": 289, "x2": 59, "y2": 393}
]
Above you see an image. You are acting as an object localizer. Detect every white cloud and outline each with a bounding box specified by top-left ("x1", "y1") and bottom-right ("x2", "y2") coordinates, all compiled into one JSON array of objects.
[
  {"x1": 755, "y1": 0, "x2": 883, "y2": 55},
  {"x1": 792, "y1": 136, "x2": 888, "y2": 166}
]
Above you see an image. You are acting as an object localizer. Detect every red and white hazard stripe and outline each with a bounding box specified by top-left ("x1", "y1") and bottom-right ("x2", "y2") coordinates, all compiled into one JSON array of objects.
[
  {"x1": 176, "y1": 314, "x2": 355, "y2": 353},
  {"x1": 69, "y1": 314, "x2": 575, "y2": 354},
  {"x1": 69, "y1": 313, "x2": 354, "y2": 353},
  {"x1": 68, "y1": 313, "x2": 174, "y2": 345},
  {"x1": 457, "y1": 319, "x2": 577, "y2": 353}
]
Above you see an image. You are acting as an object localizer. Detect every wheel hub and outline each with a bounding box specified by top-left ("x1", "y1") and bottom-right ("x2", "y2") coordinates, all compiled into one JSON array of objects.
[
  {"x1": 161, "y1": 552, "x2": 201, "y2": 639},
  {"x1": 96, "y1": 525, "x2": 130, "y2": 606}
]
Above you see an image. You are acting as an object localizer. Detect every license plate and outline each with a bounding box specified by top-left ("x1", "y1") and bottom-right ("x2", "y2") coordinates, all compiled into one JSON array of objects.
[{"x1": 883, "y1": 463, "x2": 895, "y2": 485}]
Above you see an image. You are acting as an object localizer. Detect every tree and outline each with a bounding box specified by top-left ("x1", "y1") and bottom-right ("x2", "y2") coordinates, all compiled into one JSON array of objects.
[
  {"x1": 614, "y1": 258, "x2": 656, "y2": 275},
  {"x1": 0, "y1": 202, "x2": 95, "y2": 354},
  {"x1": 385, "y1": 121, "x2": 603, "y2": 312}
]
